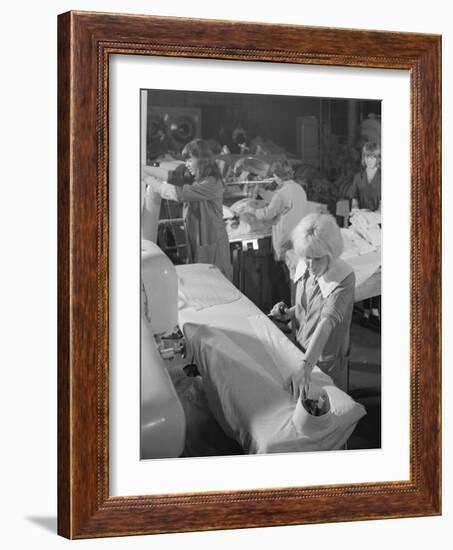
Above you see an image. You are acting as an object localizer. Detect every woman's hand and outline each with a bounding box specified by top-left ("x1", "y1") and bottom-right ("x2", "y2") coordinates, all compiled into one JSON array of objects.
[
  {"x1": 269, "y1": 302, "x2": 292, "y2": 322},
  {"x1": 287, "y1": 360, "x2": 313, "y2": 401}
]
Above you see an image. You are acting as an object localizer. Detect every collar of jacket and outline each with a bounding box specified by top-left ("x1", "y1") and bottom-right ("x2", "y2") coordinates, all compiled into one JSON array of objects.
[{"x1": 293, "y1": 258, "x2": 353, "y2": 298}]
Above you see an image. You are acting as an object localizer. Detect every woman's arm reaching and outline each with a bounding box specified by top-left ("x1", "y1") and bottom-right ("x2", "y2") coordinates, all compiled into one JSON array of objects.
[{"x1": 288, "y1": 317, "x2": 334, "y2": 400}]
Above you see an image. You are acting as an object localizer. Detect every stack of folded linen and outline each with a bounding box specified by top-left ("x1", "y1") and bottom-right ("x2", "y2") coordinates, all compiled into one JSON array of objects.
[
  {"x1": 225, "y1": 198, "x2": 273, "y2": 239},
  {"x1": 349, "y1": 210, "x2": 381, "y2": 247},
  {"x1": 341, "y1": 227, "x2": 378, "y2": 259}
]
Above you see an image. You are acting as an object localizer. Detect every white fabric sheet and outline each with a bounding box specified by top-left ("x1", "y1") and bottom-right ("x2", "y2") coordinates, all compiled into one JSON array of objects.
[
  {"x1": 178, "y1": 269, "x2": 366, "y2": 454},
  {"x1": 176, "y1": 263, "x2": 241, "y2": 310},
  {"x1": 226, "y1": 198, "x2": 273, "y2": 241},
  {"x1": 345, "y1": 250, "x2": 381, "y2": 288}
]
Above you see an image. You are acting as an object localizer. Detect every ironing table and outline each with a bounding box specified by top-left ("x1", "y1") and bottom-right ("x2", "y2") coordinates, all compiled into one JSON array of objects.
[{"x1": 176, "y1": 263, "x2": 366, "y2": 454}]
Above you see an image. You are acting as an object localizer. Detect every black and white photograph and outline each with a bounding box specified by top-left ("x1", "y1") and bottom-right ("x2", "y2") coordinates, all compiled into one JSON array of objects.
[
  {"x1": 140, "y1": 88, "x2": 382, "y2": 460},
  {"x1": 1, "y1": 0, "x2": 447, "y2": 544}
]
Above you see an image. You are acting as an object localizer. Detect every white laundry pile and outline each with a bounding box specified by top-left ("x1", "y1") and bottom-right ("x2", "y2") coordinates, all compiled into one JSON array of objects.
[
  {"x1": 224, "y1": 198, "x2": 273, "y2": 240},
  {"x1": 349, "y1": 210, "x2": 381, "y2": 247},
  {"x1": 176, "y1": 264, "x2": 241, "y2": 311},
  {"x1": 342, "y1": 210, "x2": 382, "y2": 290},
  {"x1": 229, "y1": 198, "x2": 267, "y2": 216},
  {"x1": 341, "y1": 227, "x2": 377, "y2": 259},
  {"x1": 222, "y1": 205, "x2": 236, "y2": 219}
]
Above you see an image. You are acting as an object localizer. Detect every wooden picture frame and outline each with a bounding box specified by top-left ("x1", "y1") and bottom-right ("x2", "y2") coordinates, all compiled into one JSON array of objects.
[{"x1": 58, "y1": 10, "x2": 441, "y2": 539}]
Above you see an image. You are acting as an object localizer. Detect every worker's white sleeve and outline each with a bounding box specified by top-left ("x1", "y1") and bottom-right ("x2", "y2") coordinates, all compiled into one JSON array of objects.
[
  {"x1": 159, "y1": 182, "x2": 179, "y2": 201},
  {"x1": 254, "y1": 193, "x2": 284, "y2": 222}
]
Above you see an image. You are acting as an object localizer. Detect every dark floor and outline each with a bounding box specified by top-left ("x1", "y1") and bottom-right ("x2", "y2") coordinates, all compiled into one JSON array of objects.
[
  {"x1": 347, "y1": 310, "x2": 381, "y2": 449},
  {"x1": 172, "y1": 310, "x2": 381, "y2": 457}
]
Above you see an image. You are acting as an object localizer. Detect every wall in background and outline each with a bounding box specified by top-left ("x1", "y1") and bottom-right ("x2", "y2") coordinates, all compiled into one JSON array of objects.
[{"x1": 148, "y1": 89, "x2": 381, "y2": 155}]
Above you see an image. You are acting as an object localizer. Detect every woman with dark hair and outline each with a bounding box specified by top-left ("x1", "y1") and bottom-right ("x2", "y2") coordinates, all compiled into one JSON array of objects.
[
  {"x1": 348, "y1": 141, "x2": 381, "y2": 321},
  {"x1": 348, "y1": 141, "x2": 381, "y2": 212},
  {"x1": 144, "y1": 138, "x2": 233, "y2": 280}
]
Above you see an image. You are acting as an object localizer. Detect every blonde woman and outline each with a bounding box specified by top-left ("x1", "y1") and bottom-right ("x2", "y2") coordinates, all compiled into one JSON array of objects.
[{"x1": 270, "y1": 213, "x2": 355, "y2": 397}]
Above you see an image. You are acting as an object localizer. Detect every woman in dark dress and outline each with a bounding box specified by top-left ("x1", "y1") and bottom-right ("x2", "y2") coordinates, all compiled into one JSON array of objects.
[
  {"x1": 348, "y1": 141, "x2": 381, "y2": 321},
  {"x1": 144, "y1": 139, "x2": 233, "y2": 281},
  {"x1": 349, "y1": 141, "x2": 381, "y2": 212}
]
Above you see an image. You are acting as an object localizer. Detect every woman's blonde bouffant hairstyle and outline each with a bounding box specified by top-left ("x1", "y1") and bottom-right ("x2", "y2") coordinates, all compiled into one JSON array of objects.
[{"x1": 292, "y1": 213, "x2": 344, "y2": 263}]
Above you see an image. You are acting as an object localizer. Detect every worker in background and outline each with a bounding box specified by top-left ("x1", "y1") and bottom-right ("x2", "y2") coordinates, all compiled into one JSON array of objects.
[
  {"x1": 348, "y1": 141, "x2": 381, "y2": 213},
  {"x1": 241, "y1": 159, "x2": 309, "y2": 304},
  {"x1": 231, "y1": 125, "x2": 249, "y2": 154},
  {"x1": 270, "y1": 213, "x2": 355, "y2": 397},
  {"x1": 242, "y1": 159, "x2": 309, "y2": 262},
  {"x1": 143, "y1": 138, "x2": 233, "y2": 281},
  {"x1": 146, "y1": 121, "x2": 177, "y2": 161},
  {"x1": 348, "y1": 141, "x2": 381, "y2": 321}
]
